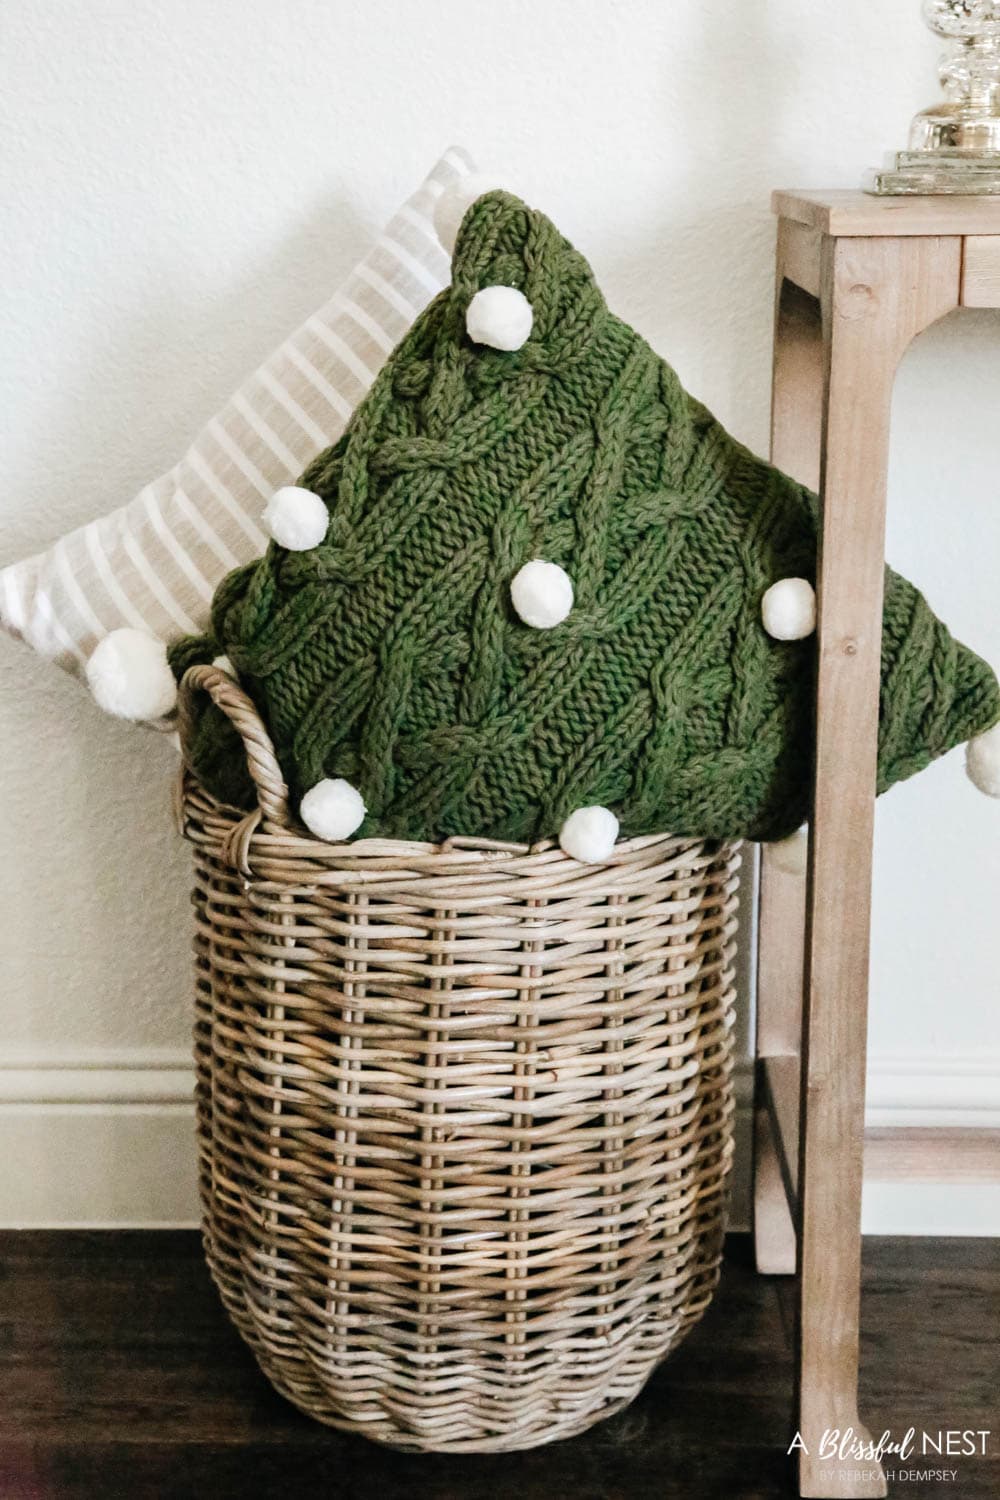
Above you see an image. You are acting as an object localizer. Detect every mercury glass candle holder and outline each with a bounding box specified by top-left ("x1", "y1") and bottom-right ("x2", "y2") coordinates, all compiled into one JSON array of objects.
[{"x1": 865, "y1": 1, "x2": 1000, "y2": 194}]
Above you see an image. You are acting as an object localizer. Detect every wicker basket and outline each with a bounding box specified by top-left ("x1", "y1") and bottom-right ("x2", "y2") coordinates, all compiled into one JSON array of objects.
[{"x1": 177, "y1": 664, "x2": 741, "y2": 1453}]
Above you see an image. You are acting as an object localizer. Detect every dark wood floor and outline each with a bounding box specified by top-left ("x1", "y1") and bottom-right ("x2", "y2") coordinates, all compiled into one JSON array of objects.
[{"x1": 0, "y1": 1233, "x2": 995, "y2": 1500}]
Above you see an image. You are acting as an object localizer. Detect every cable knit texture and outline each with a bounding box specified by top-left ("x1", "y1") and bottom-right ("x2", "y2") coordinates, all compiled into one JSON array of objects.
[{"x1": 170, "y1": 191, "x2": 1000, "y2": 843}]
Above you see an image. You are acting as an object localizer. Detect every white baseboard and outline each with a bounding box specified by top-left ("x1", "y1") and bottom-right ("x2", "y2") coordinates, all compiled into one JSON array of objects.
[
  {"x1": 0, "y1": 1050, "x2": 195, "y2": 1105},
  {"x1": 865, "y1": 1053, "x2": 1000, "y2": 1128},
  {"x1": 0, "y1": 1103, "x2": 201, "y2": 1229},
  {"x1": 0, "y1": 1050, "x2": 996, "y2": 1231},
  {"x1": 0, "y1": 1048, "x2": 200, "y2": 1228}
]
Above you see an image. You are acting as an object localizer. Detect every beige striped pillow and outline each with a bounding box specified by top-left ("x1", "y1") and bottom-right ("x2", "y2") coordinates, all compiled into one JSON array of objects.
[{"x1": 0, "y1": 147, "x2": 473, "y2": 677}]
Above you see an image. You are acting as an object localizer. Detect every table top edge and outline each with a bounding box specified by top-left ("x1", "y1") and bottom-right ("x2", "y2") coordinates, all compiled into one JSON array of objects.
[{"x1": 772, "y1": 187, "x2": 1000, "y2": 237}]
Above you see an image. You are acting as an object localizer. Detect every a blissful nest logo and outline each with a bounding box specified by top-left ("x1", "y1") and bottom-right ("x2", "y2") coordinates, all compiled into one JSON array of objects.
[{"x1": 788, "y1": 1427, "x2": 992, "y2": 1485}]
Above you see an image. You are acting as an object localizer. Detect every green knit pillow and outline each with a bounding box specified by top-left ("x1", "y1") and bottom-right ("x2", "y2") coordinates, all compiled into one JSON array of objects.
[{"x1": 170, "y1": 190, "x2": 1000, "y2": 854}]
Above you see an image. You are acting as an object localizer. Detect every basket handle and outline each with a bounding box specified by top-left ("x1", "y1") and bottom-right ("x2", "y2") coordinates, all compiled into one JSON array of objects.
[{"x1": 178, "y1": 663, "x2": 290, "y2": 828}]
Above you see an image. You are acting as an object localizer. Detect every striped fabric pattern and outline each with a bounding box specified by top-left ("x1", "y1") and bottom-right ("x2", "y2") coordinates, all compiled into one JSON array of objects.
[{"x1": 0, "y1": 147, "x2": 474, "y2": 676}]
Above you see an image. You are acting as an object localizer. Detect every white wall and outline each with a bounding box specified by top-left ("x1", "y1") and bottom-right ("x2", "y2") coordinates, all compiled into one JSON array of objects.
[{"x1": 1, "y1": 0, "x2": 997, "y2": 1228}]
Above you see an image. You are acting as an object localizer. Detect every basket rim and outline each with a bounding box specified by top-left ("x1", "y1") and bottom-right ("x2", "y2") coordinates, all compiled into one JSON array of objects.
[
  {"x1": 177, "y1": 664, "x2": 743, "y2": 880},
  {"x1": 180, "y1": 771, "x2": 742, "y2": 886}
]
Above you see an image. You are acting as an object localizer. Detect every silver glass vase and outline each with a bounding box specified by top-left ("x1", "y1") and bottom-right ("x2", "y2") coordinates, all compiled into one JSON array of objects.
[{"x1": 865, "y1": 1, "x2": 1000, "y2": 194}]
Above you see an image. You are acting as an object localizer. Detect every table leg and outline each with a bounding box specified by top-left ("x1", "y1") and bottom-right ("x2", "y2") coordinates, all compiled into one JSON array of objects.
[
  {"x1": 795, "y1": 233, "x2": 959, "y2": 1500},
  {"x1": 755, "y1": 260, "x2": 824, "y2": 1276}
]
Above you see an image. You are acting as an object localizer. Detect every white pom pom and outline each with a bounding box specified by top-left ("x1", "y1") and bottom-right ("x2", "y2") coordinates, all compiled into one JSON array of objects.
[
  {"x1": 466, "y1": 286, "x2": 533, "y2": 351},
  {"x1": 433, "y1": 173, "x2": 507, "y2": 253},
  {"x1": 768, "y1": 824, "x2": 809, "y2": 877},
  {"x1": 559, "y1": 805, "x2": 619, "y2": 864},
  {"x1": 85, "y1": 629, "x2": 177, "y2": 721},
  {"x1": 262, "y1": 486, "x2": 329, "y2": 551},
  {"x1": 966, "y1": 721, "x2": 1000, "y2": 797},
  {"x1": 299, "y1": 778, "x2": 366, "y2": 841},
  {"x1": 762, "y1": 577, "x2": 816, "y2": 641},
  {"x1": 212, "y1": 654, "x2": 236, "y2": 677},
  {"x1": 510, "y1": 559, "x2": 574, "y2": 629}
]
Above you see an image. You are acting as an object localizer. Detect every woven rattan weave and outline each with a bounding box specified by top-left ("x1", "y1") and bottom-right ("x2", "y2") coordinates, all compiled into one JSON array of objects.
[{"x1": 178, "y1": 664, "x2": 741, "y2": 1453}]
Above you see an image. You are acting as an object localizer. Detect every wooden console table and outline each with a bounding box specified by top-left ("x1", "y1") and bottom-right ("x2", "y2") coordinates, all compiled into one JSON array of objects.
[{"x1": 754, "y1": 190, "x2": 1000, "y2": 1500}]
